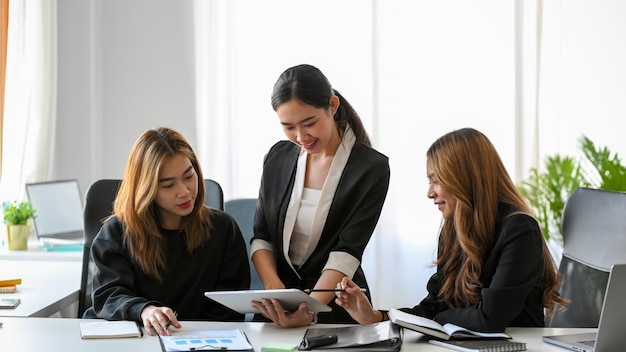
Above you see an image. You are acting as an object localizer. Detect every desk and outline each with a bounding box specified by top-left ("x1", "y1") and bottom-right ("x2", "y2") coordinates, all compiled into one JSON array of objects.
[
  {"x1": 0, "y1": 238, "x2": 82, "y2": 262},
  {"x1": 0, "y1": 259, "x2": 81, "y2": 317},
  {"x1": 0, "y1": 317, "x2": 598, "y2": 351}
]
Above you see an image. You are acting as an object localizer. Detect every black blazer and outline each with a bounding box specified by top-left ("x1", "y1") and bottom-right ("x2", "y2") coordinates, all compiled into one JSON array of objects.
[
  {"x1": 402, "y1": 208, "x2": 546, "y2": 332},
  {"x1": 253, "y1": 140, "x2": 390, "y2": 323}
]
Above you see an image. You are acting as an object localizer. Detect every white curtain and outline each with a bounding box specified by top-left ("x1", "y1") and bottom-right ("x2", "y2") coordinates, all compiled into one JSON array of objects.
[{"x1": 0, "y1": 0, "x2": 56, "y2": 201}]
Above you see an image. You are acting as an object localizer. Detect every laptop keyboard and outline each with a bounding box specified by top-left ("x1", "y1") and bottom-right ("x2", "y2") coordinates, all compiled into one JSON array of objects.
[{"x1": 579, "y1": 340, "x2": 595, "y2": 347}]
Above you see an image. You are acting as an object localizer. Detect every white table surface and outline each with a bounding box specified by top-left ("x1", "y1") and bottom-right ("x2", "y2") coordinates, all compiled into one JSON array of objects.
[
  {"x1": 0, "y1": 259, "x2": 81, "y2": 317},
  {"x1": 0, "y1": 317, "x2": 598, "y2": 352},
  {"x1": 0, "y1": 238, "x2": 82, "y2": 262}
]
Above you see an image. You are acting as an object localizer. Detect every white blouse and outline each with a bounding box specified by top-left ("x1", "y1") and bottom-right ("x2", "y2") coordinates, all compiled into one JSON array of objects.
[{"x1": 289, "y1": 187, "x2": 322, "y2": 266}]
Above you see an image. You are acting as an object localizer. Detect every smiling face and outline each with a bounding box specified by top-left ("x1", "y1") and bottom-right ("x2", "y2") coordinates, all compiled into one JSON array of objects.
[
  {"x1": 427, "y1": 159, "x2": 457, "y2": 221},
  {"x1": 276, "y1": 97, "x2": 340, "y2": 155},
  {"x1": 154, "y1": 153, "x2": 199, "y2": 229}
]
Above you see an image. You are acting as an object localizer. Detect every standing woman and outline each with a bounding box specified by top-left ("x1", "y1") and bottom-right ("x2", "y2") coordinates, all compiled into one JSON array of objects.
[
  {"x1": 336, "y1": 128, "x2": 567, "y2": 332},
  {"x1": 83, "y1": 127, "x2": 251, "y2": 335},
  {"x1": 250, "y1": 64, "x2": 390, "y2": 327}
]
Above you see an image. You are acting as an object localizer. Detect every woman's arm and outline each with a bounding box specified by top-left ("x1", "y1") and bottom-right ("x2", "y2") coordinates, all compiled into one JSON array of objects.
[
  {"x1": 251, "y1": 248, "x2": 284, "y2": 289},
  {"x1": 89, "y1": 220, "x2": 157, "y2": 322}
]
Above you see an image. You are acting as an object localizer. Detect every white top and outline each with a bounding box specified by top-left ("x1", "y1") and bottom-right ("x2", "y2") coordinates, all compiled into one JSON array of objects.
[
  {"x1": 289, "y1": 187, "x2": 322, "y2": 266},
  {"x1": 251, "y1": 125, "x2": 361, "y2": 280}
]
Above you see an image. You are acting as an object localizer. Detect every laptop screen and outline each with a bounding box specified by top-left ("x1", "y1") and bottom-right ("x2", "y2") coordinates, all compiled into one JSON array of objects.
[{"x1": 25, "y1": 179, "x2": 84, "y2": 242}]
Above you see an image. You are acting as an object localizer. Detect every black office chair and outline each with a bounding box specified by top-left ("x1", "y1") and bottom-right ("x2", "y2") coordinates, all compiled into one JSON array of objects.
[
  {"x1": 78, "y1": 179, "x2": 121, "y2": 318},
  {"x1": 546, "y1": 187, "x2": 626, "y2": 327},
  {"x1": 77, "y1": 178, "x2": 224, "y2": 318},
  {"x1": 224, "y1": 198, "x2": 262, "y2": 291}
]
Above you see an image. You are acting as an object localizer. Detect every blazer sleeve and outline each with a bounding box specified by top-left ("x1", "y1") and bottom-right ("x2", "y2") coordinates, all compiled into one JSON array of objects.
[{"x1": 321, "y1": 146, "x2": 391, "y2": 264}]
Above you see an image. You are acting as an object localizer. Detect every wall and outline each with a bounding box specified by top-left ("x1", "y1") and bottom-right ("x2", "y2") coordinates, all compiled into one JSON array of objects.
[{"x1": 55, "y1": 0, "x2": 197, "y2": 191}]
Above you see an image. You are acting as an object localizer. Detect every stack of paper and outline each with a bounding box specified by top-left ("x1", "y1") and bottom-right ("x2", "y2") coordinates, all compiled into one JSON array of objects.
[{"x1": 0, "y1": 278, "x2": 21, "y2": 293}]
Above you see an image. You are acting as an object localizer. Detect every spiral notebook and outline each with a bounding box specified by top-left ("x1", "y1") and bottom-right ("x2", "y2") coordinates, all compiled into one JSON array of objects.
[{"x1": 429, "y1": 339, "x2": 526, "y2": 352}]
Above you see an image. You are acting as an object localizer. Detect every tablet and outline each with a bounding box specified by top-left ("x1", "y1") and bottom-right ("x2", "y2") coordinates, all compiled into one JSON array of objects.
[{"x1": 204, "y1": 289, "x2": 332, "y2": 314}]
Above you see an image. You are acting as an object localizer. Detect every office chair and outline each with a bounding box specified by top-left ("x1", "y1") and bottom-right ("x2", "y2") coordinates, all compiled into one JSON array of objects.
[
  {"x1": 546, "y1": 187, "x2": 626, "y2": 328},
  {"x1": 77, "y1": 178, "x2": 224, "y2": 318},
  {"x1": 224, "y1": 198, "x2": 262, "y2": 323},
  {"x1": 78, "y1": 179, "x2": 121, "y2": 318},
  {"x1": 224, "y1": 198, "x2": 262, "y2": 291},
  {"x1": 204, "y1": 179, "x2": 224, "y2": 210}
]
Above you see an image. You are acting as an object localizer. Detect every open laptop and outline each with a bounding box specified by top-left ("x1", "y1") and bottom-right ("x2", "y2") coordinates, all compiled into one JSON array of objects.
[
  {"x1": 25, "y1": 179, "x2": 85, "y2": 246},
  {"x1": 543, "y1": 263, "x2": 626, "y2": 352}
]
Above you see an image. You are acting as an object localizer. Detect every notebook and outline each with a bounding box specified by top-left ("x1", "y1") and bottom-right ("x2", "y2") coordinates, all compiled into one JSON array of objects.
[
  {"x1": 429, "y1": 339, "x2": 526, "y2": 352},
  {"x1": 25, "y1": 179, "x2": 85, "y2": 245},
  {"x1": 542, "y1": 263, "x2": 626, "y2": 352}
]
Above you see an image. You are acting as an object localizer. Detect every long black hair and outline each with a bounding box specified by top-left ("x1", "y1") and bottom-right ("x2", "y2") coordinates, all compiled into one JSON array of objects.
[{"x1": 271, "y1": 64, "x2": 371, "y2": 147}]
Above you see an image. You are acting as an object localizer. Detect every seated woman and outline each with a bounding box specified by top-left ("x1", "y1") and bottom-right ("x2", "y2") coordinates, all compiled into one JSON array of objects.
[
  {"x1": 83, "y1": 127, "x2": 250, "y2": 336},
  {"x1": 336, "y1": 127, "x2": 567, "y2": 332}
]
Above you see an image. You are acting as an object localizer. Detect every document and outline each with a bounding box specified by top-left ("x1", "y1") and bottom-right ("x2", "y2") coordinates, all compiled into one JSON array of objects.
[
  {"x1": 79, "y1": 320, "x2": 143, "y2": 339},
  {"x1": 159, "y1": 329, "x2": 253, "y2": 351},
  {"x1": 388, "y1": 309, "x2": 510, "y2": 340}
]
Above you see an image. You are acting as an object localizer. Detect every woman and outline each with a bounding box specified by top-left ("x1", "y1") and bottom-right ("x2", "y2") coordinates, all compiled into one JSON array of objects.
[
  {"x1": 83, "y1": 127, "x2": 250, "y2": 335},
  {"x1": 336, "y1": 128, "x2": 567, "y2": 332},
  {"x1": 250, "y1": 64, "x2": 390, "y2": 327}
]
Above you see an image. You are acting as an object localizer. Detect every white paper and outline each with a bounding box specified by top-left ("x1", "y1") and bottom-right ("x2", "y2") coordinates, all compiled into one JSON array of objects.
[{"x1": 160, "y1": 329, "x2": 252, "y2": 351}]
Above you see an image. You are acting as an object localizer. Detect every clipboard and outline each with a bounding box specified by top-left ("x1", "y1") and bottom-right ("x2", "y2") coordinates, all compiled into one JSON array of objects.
[{"x1": 204, "y1": 289, "x2": 332, "y2": 314}]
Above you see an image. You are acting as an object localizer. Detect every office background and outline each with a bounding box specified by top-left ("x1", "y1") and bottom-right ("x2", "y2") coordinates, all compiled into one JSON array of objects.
[{"x1": 2, "y1": 0, "x2": 626, "y2": 309}]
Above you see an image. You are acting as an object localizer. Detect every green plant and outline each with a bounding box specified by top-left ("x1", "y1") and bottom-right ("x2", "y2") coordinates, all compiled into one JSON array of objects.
[
  {"x1": 518, "y1": 135, "x2": 626, "y2": 245},
  {"x1": 2, "y1": 200, "x2": 37, "y2": 225}
]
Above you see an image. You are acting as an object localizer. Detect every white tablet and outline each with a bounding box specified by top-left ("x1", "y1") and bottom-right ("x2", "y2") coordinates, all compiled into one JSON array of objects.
[{"x1": 204, "y1": 289, "x2": 332, "y2": 314}]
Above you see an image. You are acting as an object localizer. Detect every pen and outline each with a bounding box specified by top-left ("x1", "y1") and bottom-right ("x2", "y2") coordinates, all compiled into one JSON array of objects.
[
  {"x1": 164, "y1": 311, "x2": 178, "y2": 330},
  {"x1": 306, "y1": 288, "x2": 367, "y2": 293}
]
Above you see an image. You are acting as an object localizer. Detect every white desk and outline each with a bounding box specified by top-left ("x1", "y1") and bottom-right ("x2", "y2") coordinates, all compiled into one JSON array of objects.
[
  {"x1": 0, "y1": 317, "x2": 598, "y2": 351},
  {"x1": 0, "y1": 259, "x2": 81, "y2": 317},
  {"x1": 0, "y1": 238, "x2": 82, "y2": 262}
]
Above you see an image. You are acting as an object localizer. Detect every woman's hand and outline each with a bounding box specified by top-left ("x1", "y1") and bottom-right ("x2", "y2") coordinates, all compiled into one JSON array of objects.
[
  {"x1": 140, "y1": 305, "x2": 180, "y2": 336},
  {"x1": 335, "y1": 277, "x2": 382, "y2": 324},
  {"x1": 251, "y1": 299, "x2": 314, "y2": 327}
]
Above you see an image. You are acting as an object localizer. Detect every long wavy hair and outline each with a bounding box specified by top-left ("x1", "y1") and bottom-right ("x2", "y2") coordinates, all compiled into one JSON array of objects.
[
  {"x1": 112, "y1": 127, "x2": 212, "y2": 279},
  {"x1": 271, "y1": 64, "x2": 371, "y2": 148},
  {"x1": 427, "y1": 128, "x2": 566, "y2": 317}
]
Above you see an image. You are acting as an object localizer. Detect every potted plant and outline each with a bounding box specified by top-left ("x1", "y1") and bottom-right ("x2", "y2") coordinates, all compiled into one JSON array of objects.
[
  {"x1": 518, "y1": 136, "x2": 626, "y2": 261},
  {"x1": 2, "y1": 200, "x2": 37, "y2": 250}
]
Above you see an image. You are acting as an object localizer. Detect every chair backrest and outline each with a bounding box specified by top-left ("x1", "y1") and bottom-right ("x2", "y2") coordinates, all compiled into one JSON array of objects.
[
  {"x1": 546, "y1": 187, "x2": 626, "y2": 327},
  {"x1": 204, "y1": 179, "x2": 224, "y2": 210},
  {"x1": 78, "y1": 179, "x2": 121, "y2": 317},
  {"x1": 77, "y1": 178, "x2": 224, "y2": 317},
  {"x1": 224, "y1": 198, "x2": 263, "y2": 291}
]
